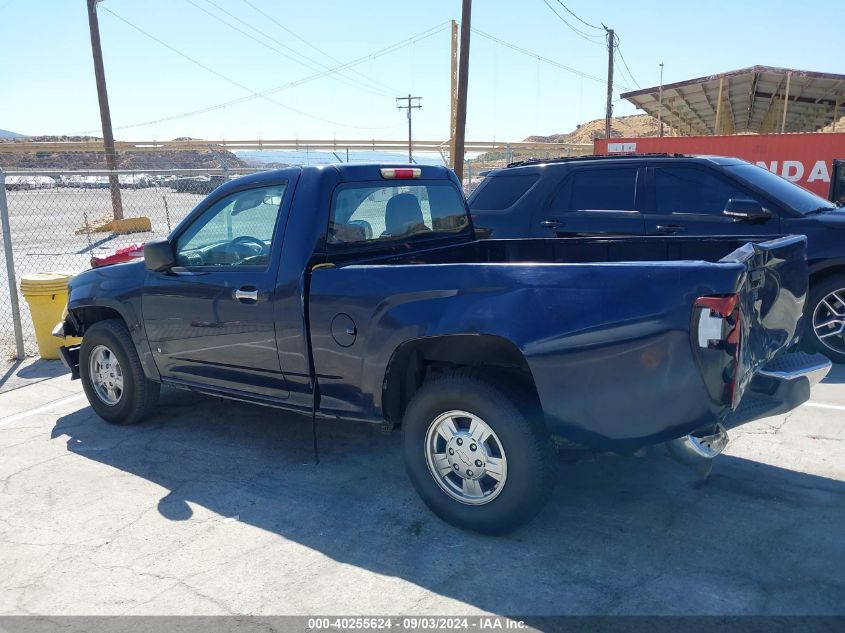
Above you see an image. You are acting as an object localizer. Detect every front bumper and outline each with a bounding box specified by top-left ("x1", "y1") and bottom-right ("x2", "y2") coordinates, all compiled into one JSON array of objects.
[
  {"x1": 723, "y1": 351, "x2": 831, "y2": 430},
  {"x1": 57, "y1": 344, "x2": 81, "y2": 380},
  {"x1": 53, "y1": 320, "x2": 81, "y2": 380}
]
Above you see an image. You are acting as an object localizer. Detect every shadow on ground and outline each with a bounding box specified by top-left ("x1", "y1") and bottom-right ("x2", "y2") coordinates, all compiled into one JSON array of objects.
[
  {"x1": 51, "y1": 389, "x2": 845, "y2": 615},
  {"x1": 0, "y1": 358, "x2": 68, "y2": 394}
]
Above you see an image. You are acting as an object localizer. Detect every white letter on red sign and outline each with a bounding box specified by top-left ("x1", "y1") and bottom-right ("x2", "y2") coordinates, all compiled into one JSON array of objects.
[
  {"x1": 807, "y1": 160, "x2": 830, "y2": 183},
  {"x1": 781, "y1": 161, "x2": 804, "y2": 182}
]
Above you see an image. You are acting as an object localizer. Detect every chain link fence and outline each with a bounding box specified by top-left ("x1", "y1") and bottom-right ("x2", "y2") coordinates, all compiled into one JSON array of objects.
[
  {"x1": 0, "y1": 156, "x2": 580, "y2": 360},
  {"x1": 0, "y1": 168, "x2": 265, "y2": 359}
]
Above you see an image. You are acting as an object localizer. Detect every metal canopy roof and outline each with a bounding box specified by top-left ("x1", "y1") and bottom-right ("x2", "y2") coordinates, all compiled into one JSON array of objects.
[{"x1": 621, "y1": 66, "x2": 845, "y2": 135}]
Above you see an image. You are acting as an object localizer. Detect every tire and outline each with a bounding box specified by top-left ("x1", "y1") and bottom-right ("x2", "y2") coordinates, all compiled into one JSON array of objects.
[
  {"x1": 80, "y1": 319, "x2": 160, "y2": 425},
  {"x1": 803, "y1": 276, "x2": 845, "y2": 364},
  {"x1": 401, "y1": 370, "x2": 555, "y2": 535}
]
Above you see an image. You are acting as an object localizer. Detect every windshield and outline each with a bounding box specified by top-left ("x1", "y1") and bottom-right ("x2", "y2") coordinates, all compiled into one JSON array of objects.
[{"x1": 727, "y1": 163, "x2": 836, "y2": 214}]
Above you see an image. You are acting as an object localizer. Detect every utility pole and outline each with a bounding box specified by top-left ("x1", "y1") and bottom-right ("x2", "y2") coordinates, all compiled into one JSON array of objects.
[
  {"x1": 87, "y1": 0, "x2": 123, "y2": 221},
  {"x1": 453, "y1": 0, "x2": 472, "y2": 184},
  {"x1": 449, "y1": 19, "x2": 459, "y2": 169},
  {"x1": 658, "y1": 62, "x2": 664, "y2": 137},
  {"x1": 603, "y1": 26, "x2": 615, "y2": 140},
  {"x1": 396, "y1": 94, "x2": 422, "y2": 163}
]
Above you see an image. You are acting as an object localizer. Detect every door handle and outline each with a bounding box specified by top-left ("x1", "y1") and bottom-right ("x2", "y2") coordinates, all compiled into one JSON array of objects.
[
  {"x1": 234, "y1": 287, "x2": 259, "y2": 302},
  {"x1": 656, "y1": 224, "x2": 685, "y2": 234},
  {"x1": 540, "y1": 219, "x2": 566, "y2": 229}
]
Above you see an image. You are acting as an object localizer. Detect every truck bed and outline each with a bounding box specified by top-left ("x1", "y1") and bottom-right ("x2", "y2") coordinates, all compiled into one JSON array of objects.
[
  {"x1": 312, "y1": 235, "x2": 807, "y2": 450},
  {"x1": 347, "y1": 235, "x2": 780, "y2": 266}
]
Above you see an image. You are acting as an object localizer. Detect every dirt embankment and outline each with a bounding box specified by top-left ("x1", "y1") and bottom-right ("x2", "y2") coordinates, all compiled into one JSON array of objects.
[{"x1": 0, "y1": 135, "x2": 246, "y2": 170}]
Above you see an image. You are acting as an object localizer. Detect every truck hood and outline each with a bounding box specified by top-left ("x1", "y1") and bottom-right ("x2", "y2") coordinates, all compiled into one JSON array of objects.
[
  {"x1": 815, "y1": 209, "x2": 845, "y2": 229},
  {"x1": 69, "y1": 260, "x2": 146, "y2": 298}
]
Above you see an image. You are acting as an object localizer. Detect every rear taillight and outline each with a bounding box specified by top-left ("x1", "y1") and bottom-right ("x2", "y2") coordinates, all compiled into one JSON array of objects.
[{"x1": 694, "y1": 293, "x2": 742, "y2": 407}]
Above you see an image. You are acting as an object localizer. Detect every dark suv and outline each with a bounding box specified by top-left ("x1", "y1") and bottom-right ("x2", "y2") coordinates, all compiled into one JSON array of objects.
[{"x1": 468, "y1": 154, "x2": 845, "y2": 362}]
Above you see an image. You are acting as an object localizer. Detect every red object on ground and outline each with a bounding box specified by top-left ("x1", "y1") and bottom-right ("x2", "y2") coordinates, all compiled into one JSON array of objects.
[
  {"x1": 593, "y1": 132, "x2": 845, "y2": 199},
  {"x1": 90, "y1": 243, "x2": 145, "y2": 268}
]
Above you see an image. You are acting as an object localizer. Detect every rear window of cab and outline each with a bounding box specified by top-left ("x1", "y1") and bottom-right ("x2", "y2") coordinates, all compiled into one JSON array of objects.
[{"x1": 328, "y1": 180, "x2": 469, "y2": 247}]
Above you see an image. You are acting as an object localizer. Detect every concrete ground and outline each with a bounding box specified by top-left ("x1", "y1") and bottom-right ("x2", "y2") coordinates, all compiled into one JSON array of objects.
[{"x1": 0, "y1": 362, "x2": 843, "y2": 616}]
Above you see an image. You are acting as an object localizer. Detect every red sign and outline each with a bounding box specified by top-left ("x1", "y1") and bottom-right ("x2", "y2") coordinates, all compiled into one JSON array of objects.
[{"x1": 594, "y1": 132, "x2": 845, "y2": 198}]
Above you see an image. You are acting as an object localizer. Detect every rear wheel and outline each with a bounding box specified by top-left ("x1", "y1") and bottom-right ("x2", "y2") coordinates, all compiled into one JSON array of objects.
[
  {"x1": 402, "y1": 370, "x2": 555, "y2": 535},
  {"x1": 805, "y1": 276, "x2": 845, "y2": 364},
  {"x1": 80, "y1": 319, "x2": 160, "y2": 425}
]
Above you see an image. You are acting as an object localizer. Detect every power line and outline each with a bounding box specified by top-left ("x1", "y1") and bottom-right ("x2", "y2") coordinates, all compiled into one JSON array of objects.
[
  {"x1": 239, "y1": 0, "x2": 399, "y2": 96},
  {"x1": 98, "y1": 6, "x2": 395, "y2": 130},
  {"x1": 473, "y1": 28, "x2": 628, "y2": 90},
  {"x1": 615, "y1": 39, "x2": 641, "y2": 89},
  {"x1": 205, "y1": 0, "x2": 399, "y2": 96},
  {"x1": 541, "y1": 0, "x2": 605, "y2": 45},
  {"x1": 554, "y1": 0, "x2": 603, "y2": 30},
  {"x1": 74, "y1": 19, "x2": 450, "y2": 133},
  {"x1": 184, "y1": 0, "x2": 396, "y2": 99}
]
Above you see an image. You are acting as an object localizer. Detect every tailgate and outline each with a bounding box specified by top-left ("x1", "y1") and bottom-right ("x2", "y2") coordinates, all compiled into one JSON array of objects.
[{"x1": 694, "y1": 235, "x2": 808, "y2": 409}]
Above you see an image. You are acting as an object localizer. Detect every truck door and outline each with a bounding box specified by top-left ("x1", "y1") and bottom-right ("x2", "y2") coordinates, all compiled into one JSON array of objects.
[
  {"x1": 643, "y1": 164, "x2": 780, "y2": 236},
  {"x1": 533, "y1": 166, "x2": 645, "y2": 237},
  {"x1": 142, "y1": 179, "x2": 294, "y2": 399},
  {"x1": 831, "y1": 159, "x2": 845, "y2": 204}
]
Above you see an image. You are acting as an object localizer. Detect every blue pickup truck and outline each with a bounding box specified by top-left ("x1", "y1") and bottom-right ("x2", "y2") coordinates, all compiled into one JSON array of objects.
[{"x1": 55, "y1": 164, "x2": 829, "y2": 534}]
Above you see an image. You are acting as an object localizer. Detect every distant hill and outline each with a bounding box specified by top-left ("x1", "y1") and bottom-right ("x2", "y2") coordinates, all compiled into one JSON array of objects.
[
  {"x1": 0, "y1": 135, "x2": 247, "y2": 170},
  {"x1": 0, "y1": 129, "x2": 24, "y2": 139},
  {"x1": 820, "y1": 115, "x2": 845, "y2": 133},
  {"x1": 526, "y1": 114, "x2": 663, "y2": 144}
]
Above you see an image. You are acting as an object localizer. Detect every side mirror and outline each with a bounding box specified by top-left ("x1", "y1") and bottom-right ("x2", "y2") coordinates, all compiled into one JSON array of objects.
[
  {"x1": 724, "y1": 198, "x2": 772, "y2": 222},
  {"x1": 144, "y1": 238, "x2": 176, "y2": 271}
]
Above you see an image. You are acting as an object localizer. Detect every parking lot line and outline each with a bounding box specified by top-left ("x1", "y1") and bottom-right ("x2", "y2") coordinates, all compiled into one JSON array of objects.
[
  {"x1": 0, "y1": 393, "x2": 86, "y2": 425},
  {"x1": 803, "y1": 401, "x2": 845, "y2": 412}
]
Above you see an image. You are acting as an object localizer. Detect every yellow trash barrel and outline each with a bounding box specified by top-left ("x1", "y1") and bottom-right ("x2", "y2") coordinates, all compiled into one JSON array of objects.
[{"x1": 19, "y1": 272, "x2": 82, "y2": 360}]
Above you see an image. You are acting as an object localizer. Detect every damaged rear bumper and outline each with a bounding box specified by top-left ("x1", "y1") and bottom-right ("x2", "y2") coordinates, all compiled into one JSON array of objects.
[{"x1": 723, "y1": 351, "x2": 831, "y2": 430}]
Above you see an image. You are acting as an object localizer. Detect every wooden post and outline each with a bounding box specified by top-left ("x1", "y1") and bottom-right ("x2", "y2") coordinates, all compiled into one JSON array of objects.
[
  {"x1": 453, "y1": 0, "x2": 471, "y2": 183},
  {"x1": 833, "y1": 97, "x2": 840, "y2": 132},
  {"x1": 781, "y1": 71, "x2": 792, "y2": 133},
  {"x1": 86, "y1": 0, "x2": 123, "y2": 220},
  {"x1": 449, "y1": 20, "x2": 458, "y2": 169},
  {"x1": 604, "y1": 29, "x2": 615, "y2": 140},
  {"x1": 714, "y1": 77, "x2": 724, "y2": 135}
]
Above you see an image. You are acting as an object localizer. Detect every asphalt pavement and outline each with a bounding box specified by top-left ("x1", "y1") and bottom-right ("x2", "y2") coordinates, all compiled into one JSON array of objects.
[{"x1": 0, "y1": 361, "x2": 843, "y2": 616}]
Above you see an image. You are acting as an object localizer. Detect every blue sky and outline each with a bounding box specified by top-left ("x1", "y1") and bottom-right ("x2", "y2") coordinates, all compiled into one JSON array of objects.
[{"x1": 1, "y1": 0, "x2": 840, "y2": 142}]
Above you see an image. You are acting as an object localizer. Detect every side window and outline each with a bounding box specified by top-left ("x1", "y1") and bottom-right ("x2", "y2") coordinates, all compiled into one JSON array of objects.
[
  {"x1": 175, "y1": 184, "x2": 287, "y2": 269},
  {"x1": 329, "y1": 181, "x2": 468, "y2": 246},
  {"x1": 550, "y1": 168, "x2": 637, "y2": 211},
  {"x1": 654, "y1": 166, "x2": 750, "y2": 214},
  {"x1": 469, "y1": 173, "x2": 539, "y2": 210}
]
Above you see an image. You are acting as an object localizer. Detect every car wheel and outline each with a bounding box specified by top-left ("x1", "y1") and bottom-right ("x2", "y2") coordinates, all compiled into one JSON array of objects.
[
  {"x1": 401, "y1": 370, "x2": 555, "y2": 535},
  {"x1": 80, "y1": 319, "x2": 160, "y2": 425},
  {"x1": 804, "y1": 276, "x2": 845, "y2": 364}
]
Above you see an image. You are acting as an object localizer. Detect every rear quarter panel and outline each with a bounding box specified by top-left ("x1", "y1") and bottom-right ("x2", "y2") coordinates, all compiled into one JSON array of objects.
[{"x1": 308, "y1": 260, "x2": 749, "y2": 449}]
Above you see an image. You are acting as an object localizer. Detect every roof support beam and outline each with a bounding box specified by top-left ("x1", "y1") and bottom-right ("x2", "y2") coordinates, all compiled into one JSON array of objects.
[
  {"x1": 758, "y1": 76, "x2": 786, "y2": 134},
  {"x1": 674, "y1": 88, "x2": 710, "y2": 135},
  {"x1": 744, "y1": 72, "x2": 760, "y2": 132},
  {"x1": 715, "y1": 77, "x2": 725, "y2": 135},
  {"x1": 780, "y1": 72, "x2": 792, "y2": 133},
  {"x1": 700, "y1": 84, "x2": 719, "y2": 133}
]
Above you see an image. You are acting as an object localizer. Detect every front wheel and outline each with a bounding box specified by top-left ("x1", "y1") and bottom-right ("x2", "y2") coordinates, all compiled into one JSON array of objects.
[
  {"x1": 402, "y1": 370, "x2": 555, "y2": 535},
  {"x1": 804, "y1": 276, "x2": 845, "y2": 364},
  {"x1": 80, "y1": 319, "x2": 160, "y2": 425}
]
